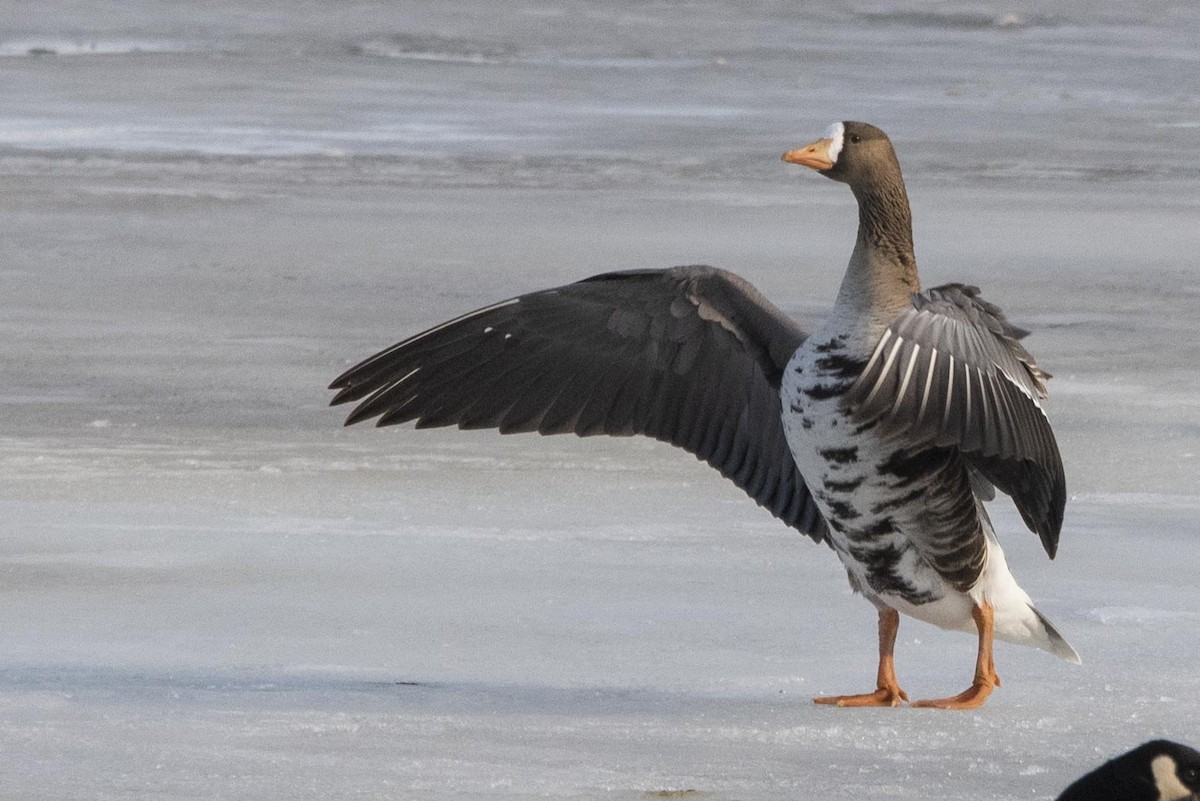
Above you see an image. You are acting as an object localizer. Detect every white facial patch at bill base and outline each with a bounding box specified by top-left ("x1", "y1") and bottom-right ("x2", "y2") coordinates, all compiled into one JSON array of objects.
[{"x1": 823, "y1": 121, "x2": 845, "y2": 165}]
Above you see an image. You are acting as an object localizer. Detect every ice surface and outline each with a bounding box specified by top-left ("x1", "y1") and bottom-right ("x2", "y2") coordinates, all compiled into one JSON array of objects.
[{"x1": 2, "y1": 1, "x2": 1199, "y2": 799}]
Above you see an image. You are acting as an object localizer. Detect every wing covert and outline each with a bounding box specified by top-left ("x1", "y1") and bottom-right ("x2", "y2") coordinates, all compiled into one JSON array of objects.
[{"x1": 845, "y1": 283, "x2": 1065, "y2": 556}]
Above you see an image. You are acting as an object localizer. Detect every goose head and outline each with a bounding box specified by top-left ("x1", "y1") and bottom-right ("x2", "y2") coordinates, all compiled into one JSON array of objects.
[
  {"x1": 1057, "y1": 740, "x2": 1200, "y2": 801},
  {"x1": 782, "y1": 120, "x2": 902, "y2": 189}
]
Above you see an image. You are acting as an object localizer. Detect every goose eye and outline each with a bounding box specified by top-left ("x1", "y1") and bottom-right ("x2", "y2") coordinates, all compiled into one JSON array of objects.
[
  {"x1": 849, "y1": 133, "x2": 862, "y2": 144},
  {"x1": 1181, "y1": 765, "x2": 1200, "y2": 784}
]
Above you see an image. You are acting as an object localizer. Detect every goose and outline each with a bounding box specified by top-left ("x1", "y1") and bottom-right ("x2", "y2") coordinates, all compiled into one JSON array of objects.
[
  {"x1": 329, "y1": 121, "x2": 1077, "y2": 709},
  {"x1": 1057, "y1": 740, "x2": 1200, "y2": 801}
]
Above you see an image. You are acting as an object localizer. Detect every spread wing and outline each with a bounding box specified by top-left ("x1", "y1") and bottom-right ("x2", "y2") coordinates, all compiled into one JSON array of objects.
[
  {"x1": 844, "y1": 283, "x2": 1064, "y2": 557},
  {"x1": 330, "y1": 265, "x2": 829, "y2": 543}
]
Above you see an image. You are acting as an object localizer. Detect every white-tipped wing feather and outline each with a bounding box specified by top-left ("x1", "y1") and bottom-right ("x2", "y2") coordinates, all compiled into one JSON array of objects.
[{"x1": 845, "y1": 283, "x2": 1065, "y2": 557}]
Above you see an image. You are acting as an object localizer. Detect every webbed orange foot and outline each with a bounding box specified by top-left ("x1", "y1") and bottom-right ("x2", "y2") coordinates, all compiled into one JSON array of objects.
[
  {"x1": 911, "y1": 679, "x2": 995, "y2": 710},
  {"x1": 912, "y1": 601, "x2": 1001, "y2": 710},
  {"x1": 814, "y1": 686, "x2": 909, "y2": 708}
]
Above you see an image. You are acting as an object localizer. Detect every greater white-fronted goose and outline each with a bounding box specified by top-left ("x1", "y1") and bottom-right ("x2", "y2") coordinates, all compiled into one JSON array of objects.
[
  {"x1": 1058, "y1": 740, "x2": 1200, "y2": 801},
  {"x1": 330, "y1": 121, "x2": 1077, "y2": 709}
]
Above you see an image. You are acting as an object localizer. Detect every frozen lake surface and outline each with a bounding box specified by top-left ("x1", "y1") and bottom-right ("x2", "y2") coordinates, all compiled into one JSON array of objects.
[{"x1": 2, "y1": 1, "x2": 1199, "y2": 798}]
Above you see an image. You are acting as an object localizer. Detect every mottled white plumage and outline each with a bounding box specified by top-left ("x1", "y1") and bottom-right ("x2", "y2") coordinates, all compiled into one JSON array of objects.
[{"x1": 781, "y1": 317, "x2": 1075, "y2": 661}]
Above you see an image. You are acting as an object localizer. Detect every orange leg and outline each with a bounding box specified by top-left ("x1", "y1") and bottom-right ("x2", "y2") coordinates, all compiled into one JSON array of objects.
[
  {"x1": 814, "y1": 607, "x2": 909, "y2": 708},
  {"x1": 912, "y1": 601, "x2": 1001, "y2": 710}
]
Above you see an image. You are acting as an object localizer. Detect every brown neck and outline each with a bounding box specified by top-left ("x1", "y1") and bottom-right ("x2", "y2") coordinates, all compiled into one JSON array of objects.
[{"x1": 833, "y1": 179, "x2": 921, "y2": 317}]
